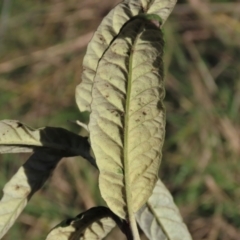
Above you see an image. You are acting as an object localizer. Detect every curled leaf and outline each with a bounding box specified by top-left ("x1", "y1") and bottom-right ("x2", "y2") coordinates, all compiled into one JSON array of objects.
[
  {"x1": 81, "y1": 218, "x2": 115, "y2": 240},
  {"x1": 0, "y1": 151, "x2": 62, "y2": 239},
  {"x1": 136, "y1": 179, "x2": 192, "y2": 240},
  {"x1": 89, "y1": 15, "x2": 165, "y2": 219},
  {"x1": 0, "y1": 120, "x2": 95, "y2": 166},
  {"x1": 76, "y1": 0, "x2": 177, "y2": 112},
  {"x1": 46, "y1": 206, "x2": 129, "y2": 240}
]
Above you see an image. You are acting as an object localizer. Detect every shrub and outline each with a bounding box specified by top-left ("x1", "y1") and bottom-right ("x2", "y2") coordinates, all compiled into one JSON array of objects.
[{"x1": 0, "y1": 1, "x2": 192, "y2": 239}]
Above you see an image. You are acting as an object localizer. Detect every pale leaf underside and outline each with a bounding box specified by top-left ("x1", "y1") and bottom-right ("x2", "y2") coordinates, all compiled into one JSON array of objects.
[
  {"x1": 76, "y1": 0, "x2": 177, "y2": 112},
  {"x1": 46, "y1": 207, "x2": 122, "y2": 240},
  {"x1": 89, "y1": 16, "x2": 165, "y2": 219},
  {"x1": 81, "y1": 218, "x2": 115, "y2": 240},
  {"x1": 0, "y1": 151, "x2": 61, "y2": 239},
  {"x1": 136, "y1": 179, "x2": 193, "y2": 240},
  {"x1": 0, "y1": 120, "x2": 95, "y2": 166}
]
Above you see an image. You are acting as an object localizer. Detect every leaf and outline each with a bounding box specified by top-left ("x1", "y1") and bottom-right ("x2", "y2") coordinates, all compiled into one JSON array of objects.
[
  {"x1": 0, "y1": 151, "x2": 62, "y2": 239},
  {"x1": 80, "y1": 218, "x2": 115, "y2": 240},
  {"x1": 46, "y1": 206, "x2": 130, "y2": 240},
  {"x1": 89, "y1": 15, "x2": 165, "y2": 222},
  {"x1": 75, "y1": 0, "x2": 177, "y2": 112},
  {"x1": 0, "y1": 120, "x2": 95, "y2": 166},
  {"x1": 136, "y1": 179, "x2": 193, "y2": 240}
]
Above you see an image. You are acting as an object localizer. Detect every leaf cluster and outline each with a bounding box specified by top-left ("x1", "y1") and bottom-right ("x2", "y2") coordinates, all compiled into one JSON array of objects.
[{"x1": 0, "y1": 1, "x2": 192, "y2": 239}]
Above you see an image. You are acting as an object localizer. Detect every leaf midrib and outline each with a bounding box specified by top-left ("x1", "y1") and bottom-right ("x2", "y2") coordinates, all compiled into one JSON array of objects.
[
  {"x1": 146, "y1": 200, "x2": 171, "y2": 239},
  {"x1": 123, "y1": 20, "x2": 145, "y2": 225}
]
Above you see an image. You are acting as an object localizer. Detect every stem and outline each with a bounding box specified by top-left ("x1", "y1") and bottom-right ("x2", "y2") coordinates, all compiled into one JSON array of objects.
[{"x1": 129, "y1": 214, "x2": 140, "y2": 240}]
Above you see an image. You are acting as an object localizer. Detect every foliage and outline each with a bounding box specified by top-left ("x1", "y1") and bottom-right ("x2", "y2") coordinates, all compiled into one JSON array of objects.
[
  {"x1": 0, "y1": 0, "x2": 239, "y2": 239},
  {"x1": 0, "y1": 0, "x2": 194, "y2": 239}
]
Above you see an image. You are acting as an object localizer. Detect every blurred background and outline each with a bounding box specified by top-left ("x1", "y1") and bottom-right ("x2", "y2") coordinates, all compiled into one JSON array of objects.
[{"x1": 0, "y1": 0, "x2": 239, "y2": 239}]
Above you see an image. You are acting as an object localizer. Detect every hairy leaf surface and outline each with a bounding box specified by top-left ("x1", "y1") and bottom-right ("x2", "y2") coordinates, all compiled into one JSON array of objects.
[
  {"x1": 89, "y1": 16, "x2": 165, "y2": 219},
  {"x1": 46, "y1": 207, "x2": 126, "y2": 240},
  {"x1": 0, "y1": 120, "x2": 95, "y2": 166},
  {"x1": 0, "y1": 151, "x2": 61, "y2": 238},
  {"x1": 136, "y1": 179, "x2": 192, "y2": 240},
  {"x1": 76, "y1": 0, "x2": 177, "y2": 112}
]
